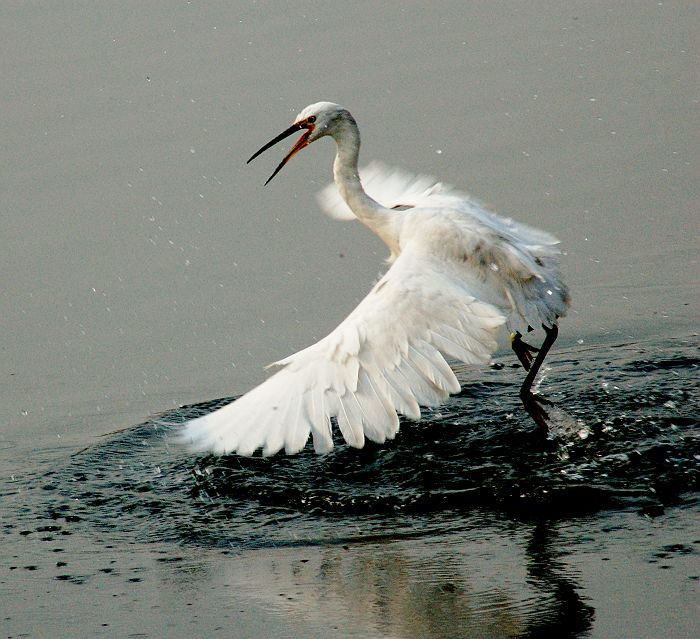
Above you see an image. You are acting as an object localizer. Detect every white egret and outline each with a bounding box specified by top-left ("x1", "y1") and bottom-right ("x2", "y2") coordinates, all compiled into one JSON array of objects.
[{"x1": 183, "y1": 102, "x2": 569, "y2": 456}]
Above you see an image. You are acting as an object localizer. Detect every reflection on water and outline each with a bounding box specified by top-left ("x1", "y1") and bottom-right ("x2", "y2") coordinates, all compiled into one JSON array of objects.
[
  {"x1": 523, "y1": 521, "x2": 594, "y2": 637},
  {"x1": 2, "y1": 334, "x2": 697, "y2": 637},
  {"x1": 201, "y1": 521, "x2": 595, "y2": 638}
]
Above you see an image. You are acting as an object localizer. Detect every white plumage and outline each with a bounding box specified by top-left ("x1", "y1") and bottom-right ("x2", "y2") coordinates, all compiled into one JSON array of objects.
[{"x1": 183, "y1": 102, "x2": 569, "y2": 456}]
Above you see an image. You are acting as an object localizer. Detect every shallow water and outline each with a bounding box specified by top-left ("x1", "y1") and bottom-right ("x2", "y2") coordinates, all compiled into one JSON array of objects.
[
  {"x1": 3, "y1": 334, "x2": 698, "y2": 637},
  {"x1": 8, "y1": 337, "x2": 700, "y2": 548},
  {"x1": 16, "y1": 335, "x2": 698, "y2": 549}
]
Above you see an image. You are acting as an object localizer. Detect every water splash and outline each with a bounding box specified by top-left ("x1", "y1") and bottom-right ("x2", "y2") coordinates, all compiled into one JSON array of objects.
[{"x1": 5, "y1": 335, "x2": 698, "y2": 550}]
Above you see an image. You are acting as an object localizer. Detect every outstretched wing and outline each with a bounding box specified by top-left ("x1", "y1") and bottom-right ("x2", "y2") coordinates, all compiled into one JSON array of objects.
[{"x1": 182, "y1": 241, "x2": 505, "y2": 456}]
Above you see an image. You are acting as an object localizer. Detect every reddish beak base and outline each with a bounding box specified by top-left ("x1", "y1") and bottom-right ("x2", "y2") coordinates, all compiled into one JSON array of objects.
[{"x1": 265, "y1": 127, "x2": 313, "y2": 185}]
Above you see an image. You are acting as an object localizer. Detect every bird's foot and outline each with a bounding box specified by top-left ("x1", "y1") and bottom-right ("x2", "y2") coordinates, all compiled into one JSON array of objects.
[
  {"x1": 511, "y1": 332, "x2": 540, "y2": 371},
  {"x1": 520, "y1": 389, "x2": 552, "y2": 435}
]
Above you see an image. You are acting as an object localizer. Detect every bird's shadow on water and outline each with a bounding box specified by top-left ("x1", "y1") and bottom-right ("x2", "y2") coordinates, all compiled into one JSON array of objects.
[{"x1": 10, "y1": 335, "x2": 698, "y2": 638}]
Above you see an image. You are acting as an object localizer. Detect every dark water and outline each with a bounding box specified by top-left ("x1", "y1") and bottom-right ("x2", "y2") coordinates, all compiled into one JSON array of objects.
[
  {"x1": 2, "y1": 334, "x2": 698, "y2": 638},
  {"x1": 6, "y1": 335, "x2": 697, "y2": 548}
]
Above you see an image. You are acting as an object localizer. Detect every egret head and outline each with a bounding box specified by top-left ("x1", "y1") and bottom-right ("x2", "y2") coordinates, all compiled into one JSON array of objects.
[{"x1": 247, "y1": 102, "x2": 354, "y2": 184}]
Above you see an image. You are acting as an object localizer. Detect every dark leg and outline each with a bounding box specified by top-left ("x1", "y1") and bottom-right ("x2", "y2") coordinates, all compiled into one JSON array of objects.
[
  {"x1": 511, "y1": 330, "x2": 540, "y2": 371},
  {"x1": 518, "y1": 323, "x2": 559, "y2": 434}
]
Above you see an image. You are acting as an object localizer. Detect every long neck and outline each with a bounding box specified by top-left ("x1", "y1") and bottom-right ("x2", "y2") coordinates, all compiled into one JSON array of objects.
[{"x1": 332, "y1": 119, "x2": 398, "y2": 252}]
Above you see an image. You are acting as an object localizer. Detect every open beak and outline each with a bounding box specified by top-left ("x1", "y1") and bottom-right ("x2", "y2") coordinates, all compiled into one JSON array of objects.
[{"x1": 247, "y1": 120, "x2": 315, "y2": 185}]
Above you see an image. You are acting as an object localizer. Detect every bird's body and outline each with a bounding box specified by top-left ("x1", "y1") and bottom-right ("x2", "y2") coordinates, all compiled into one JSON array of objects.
[{"x1": 183, "y1": 102, "x2": 569, "y2": 456}]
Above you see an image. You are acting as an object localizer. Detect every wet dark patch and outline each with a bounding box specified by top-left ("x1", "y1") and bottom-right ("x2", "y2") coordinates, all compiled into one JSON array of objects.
[{"x1": 3, "y1": 336, "x2": 698, "y2": 550}]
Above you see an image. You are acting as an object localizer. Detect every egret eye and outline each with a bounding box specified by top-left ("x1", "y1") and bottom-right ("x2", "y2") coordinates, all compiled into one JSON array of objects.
[{"x1": 307, "y1": 115, "x2": 316, "y2": 124}]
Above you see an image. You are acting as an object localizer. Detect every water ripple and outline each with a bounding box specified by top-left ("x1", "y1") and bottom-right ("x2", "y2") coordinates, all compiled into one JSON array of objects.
[{"x1": 6, "y1": 335, "x2": 698, "y2": 550}]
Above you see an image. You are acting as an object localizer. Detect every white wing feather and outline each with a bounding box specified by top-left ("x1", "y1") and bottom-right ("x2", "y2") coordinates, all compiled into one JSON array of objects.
[{"x1": 183, "y1": 242, "x2": 506, "y2": 456}]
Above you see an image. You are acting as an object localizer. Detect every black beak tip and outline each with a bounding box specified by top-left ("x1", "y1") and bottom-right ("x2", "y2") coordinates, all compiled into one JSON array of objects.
[{"x1": 247, "y1": 122, "x2": 303, "y2": 167}]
